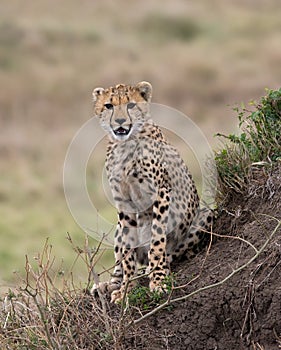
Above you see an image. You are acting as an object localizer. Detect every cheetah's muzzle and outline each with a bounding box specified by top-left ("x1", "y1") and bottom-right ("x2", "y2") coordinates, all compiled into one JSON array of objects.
[{"x1": 114, "y1": 125, "x2": 132, "y2": 136}]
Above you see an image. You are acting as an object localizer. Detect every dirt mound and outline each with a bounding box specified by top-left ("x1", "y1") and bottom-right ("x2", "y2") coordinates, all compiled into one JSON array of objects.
[
  {"x1": 1, "y1": 166, "x2": 280, "y2": 350},
  {"x1": 123, "y1": 165, "x2": 281, "y2": 349}
]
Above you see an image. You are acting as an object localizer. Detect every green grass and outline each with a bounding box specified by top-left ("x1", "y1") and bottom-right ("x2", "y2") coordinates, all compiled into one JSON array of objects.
[
  {"x1": 127, "y1": 274, "x2": 175, "y2": 311},
  {"x1": 215, "y1": 87, "x2": 281, "y2": 198}
]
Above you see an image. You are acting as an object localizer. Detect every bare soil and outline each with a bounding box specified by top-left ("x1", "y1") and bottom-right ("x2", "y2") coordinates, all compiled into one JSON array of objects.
[{"x1": 122, "y1": 165, "x2": 281, "y2": 349}]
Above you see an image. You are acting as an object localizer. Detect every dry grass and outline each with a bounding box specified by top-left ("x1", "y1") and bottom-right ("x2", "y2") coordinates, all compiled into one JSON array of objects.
[{"x1": 0, "y1": 237, "x2": 122, "y2": 350}]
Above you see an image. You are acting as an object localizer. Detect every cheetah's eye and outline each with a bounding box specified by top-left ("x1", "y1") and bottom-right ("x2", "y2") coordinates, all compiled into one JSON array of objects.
[
  {"x1": 127, "y1": 102, "x2": 136, "y2": 109},
  {"x1": 104, "y1": 103, "x2": 114, "y2": 110}
]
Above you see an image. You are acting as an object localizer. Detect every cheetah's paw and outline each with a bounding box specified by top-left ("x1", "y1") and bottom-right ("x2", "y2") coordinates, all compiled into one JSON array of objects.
[
  {"x1": 149, "y1": 280, "x2": 168, "y2": 294},
  {"x1": 91, "y1": 281, "x2": 120, "y2": 296},
  {"x1": 110, "y1": 289, "x2": 124, "y2": 304}
]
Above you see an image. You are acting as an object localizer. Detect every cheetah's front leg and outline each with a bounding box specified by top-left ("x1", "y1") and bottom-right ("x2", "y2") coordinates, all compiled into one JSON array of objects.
[
  {"x1": 148, "y1": 187, "x2": 170, "y2": 292},
  {"x1": 110, "y1": 212, "x2": 138, "y2": 303}
]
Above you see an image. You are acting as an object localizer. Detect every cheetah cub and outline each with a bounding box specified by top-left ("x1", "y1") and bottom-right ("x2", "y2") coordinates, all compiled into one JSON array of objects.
[{"x1": 91, "y1": 81, "x2": 213, "y2": 303}]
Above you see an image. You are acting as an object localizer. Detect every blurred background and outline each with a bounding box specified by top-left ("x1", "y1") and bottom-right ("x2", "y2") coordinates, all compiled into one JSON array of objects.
[{"x1": 1, "y1": 0, "x2": 281, "y2": 290}]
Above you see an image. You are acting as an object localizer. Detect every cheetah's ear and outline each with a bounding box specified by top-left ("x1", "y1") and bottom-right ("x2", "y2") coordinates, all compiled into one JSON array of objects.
[
  {"x1": 92, "y1": 87, "x2": 105, "y2": 103},
  {"x1": 136, "y1": 81, "x2": 152, "y2": 102}
]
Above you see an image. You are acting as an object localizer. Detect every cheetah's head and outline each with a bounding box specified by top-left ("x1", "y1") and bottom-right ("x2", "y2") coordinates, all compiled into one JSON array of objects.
[{"x1": 93, "y1": 81, "x2": 152, "y2": 141}]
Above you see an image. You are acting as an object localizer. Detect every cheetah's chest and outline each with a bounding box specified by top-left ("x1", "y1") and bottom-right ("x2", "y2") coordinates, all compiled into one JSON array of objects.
[{"x1": 106, "y1": 140, "x2": 158, "y2": 213}]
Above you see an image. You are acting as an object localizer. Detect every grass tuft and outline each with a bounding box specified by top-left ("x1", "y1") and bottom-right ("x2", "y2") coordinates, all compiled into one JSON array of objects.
[
  {"x1": 127, "y1": 274, "x2": 174, "y2": 311},
  {"x1": 215, "y1": 87, "x2": 281, "y2": 200}
]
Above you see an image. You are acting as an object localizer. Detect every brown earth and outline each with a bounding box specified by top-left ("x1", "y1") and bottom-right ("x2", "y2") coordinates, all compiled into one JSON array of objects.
[
  {"x1": 120, "y1": 164, "x2": 281, "y2": 350},
  {"x1": 3, "y1": 165, "x2": 279, "y2": 349}
]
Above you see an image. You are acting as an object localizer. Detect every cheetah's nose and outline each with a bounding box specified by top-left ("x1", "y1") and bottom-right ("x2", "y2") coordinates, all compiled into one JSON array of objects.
[{"x1": 115, "y1": 118, "x2": 126, "y2": 125}]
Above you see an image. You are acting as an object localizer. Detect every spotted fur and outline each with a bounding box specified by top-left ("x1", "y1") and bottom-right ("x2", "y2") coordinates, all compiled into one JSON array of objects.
[{"x1": 91, "y1": 82, "x2": 213, "y2": 302}]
